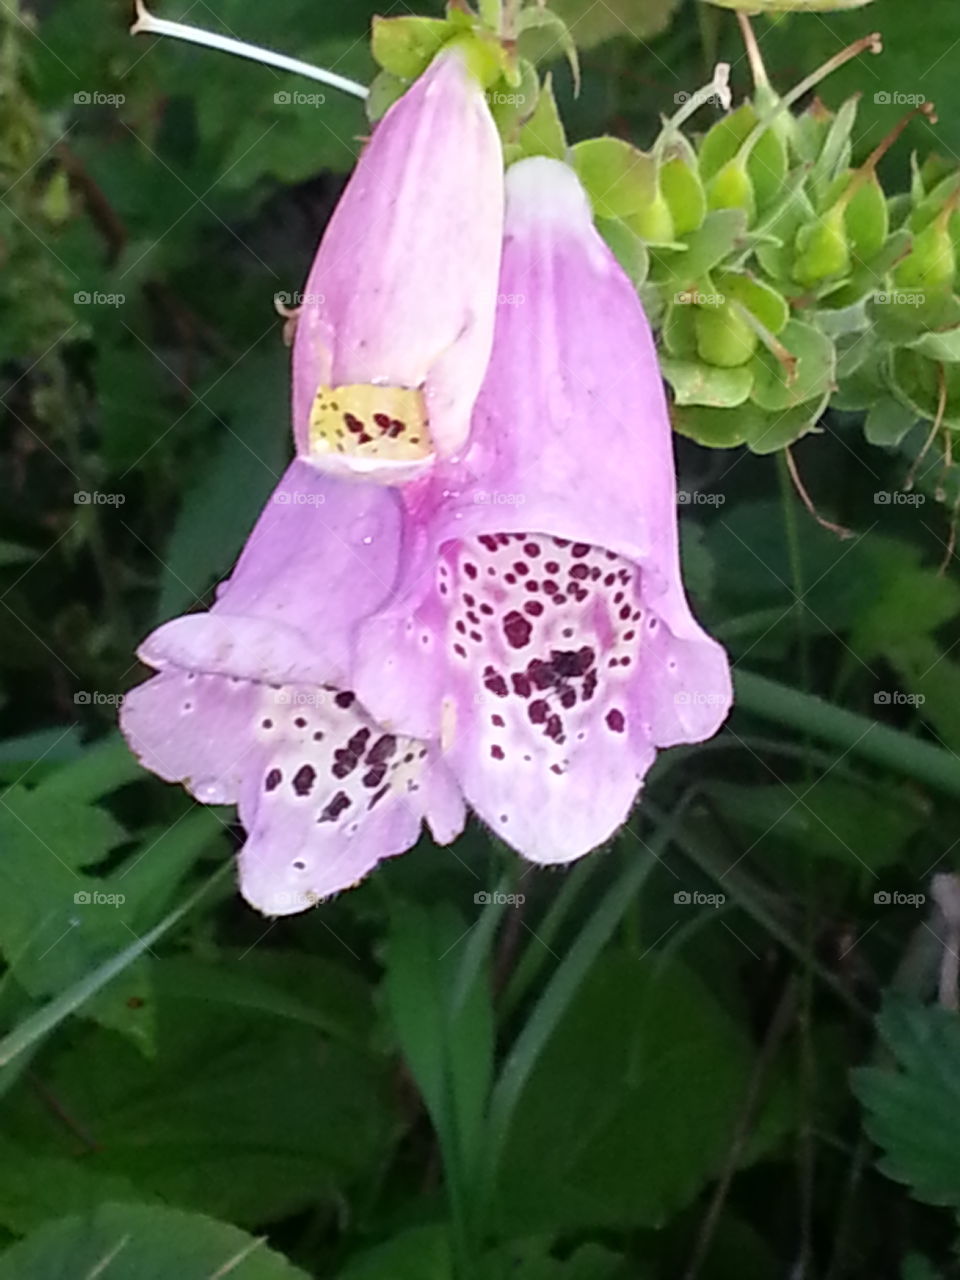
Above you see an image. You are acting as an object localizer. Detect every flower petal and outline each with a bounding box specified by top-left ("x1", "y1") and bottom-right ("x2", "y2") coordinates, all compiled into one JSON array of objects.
[
  {"x1": 354, "y1": 158, "x2": 731, "y2": 863},
  {"x1": 237, "y1": 684, "x2": 463, "y2": 915},
  {"x1": 292, "y1": 46, "x2": 503, "y2": 480}
]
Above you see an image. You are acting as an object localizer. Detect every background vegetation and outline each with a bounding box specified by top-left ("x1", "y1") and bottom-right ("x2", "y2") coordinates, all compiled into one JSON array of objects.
[{"x1": 0, "y1": 0, "x2": 959, "y2": 1275}]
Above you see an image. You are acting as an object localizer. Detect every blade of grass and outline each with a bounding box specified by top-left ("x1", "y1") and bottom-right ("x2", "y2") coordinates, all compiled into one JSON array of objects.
[
  {"x1": 0, "y1": 862, "x2": 230, "y2": 1067},
  {"x1": 480, "y1": 794, "x2": 694, "y2": 1216}
]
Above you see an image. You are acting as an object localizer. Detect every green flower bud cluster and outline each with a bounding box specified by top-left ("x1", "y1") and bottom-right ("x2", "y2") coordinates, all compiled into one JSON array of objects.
[{"x1": 369, "y1": 11, "x2": 958, "y2": 461}]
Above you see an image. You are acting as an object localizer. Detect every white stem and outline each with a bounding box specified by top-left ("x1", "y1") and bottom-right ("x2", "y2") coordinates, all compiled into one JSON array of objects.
[{"x1": 130, "y1": 0, "x2": 369, "y2": 100}]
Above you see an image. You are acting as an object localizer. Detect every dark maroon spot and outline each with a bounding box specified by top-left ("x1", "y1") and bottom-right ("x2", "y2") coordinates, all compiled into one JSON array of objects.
[
  {"x1": 367, "y1": 734, "x2": 397, "y2": 764},
  {"x1": 554, "y1": 537, "x2": 569, "y2": 547},
  {"x1": 464, "y1": 593, "x2": 476, "y2": 607},
  {"x1": 332, "y1": 750, "x2": 359, "y2": 780},
  {"x1": 386, "y1": 419, "x2": 406, "y2": 438},
  {"x1": 479, "y1": 535, "x2": 498, "y2": 552},
  {"x1": 551, "y1": 647, "x2": 594, "y2": 678},
  {"x1": 614, "y1": 592, "x2": 624, "y2": 605},
  {"x1": 491, "y1": 744, "x2": 505, "y2": 761},
  {"x1": 523, "y1": 601, "x2": 544, "y2": 617},
  {"x1": 624, "y1": 630, "x2": 635, "y2": 641},
  {"x1": 552, "y1": 594, "x2": 567, "y2": 606},
  {"x1": 551, "y1": 764, "x2": 564, "y2": 775},
  {"x1": 294, "y1": 716, "x2": 307, "y2": 729},
  {"x1": 505, "y1": 573, "x2": 517, "y2": 585},
  {"x1": 512, "y1": 672, "x2": 532, "y2": 698},
  {"x1": 604, "y1": 573, "x2": 616, "y2": 586},
  {"x1": 363, "y1": 765, "x2": 387, "y2": 788},
  {"x1": 523, "y1": 542, "x2": 541, "y2": 557},
  {"x1": 545, "y1": 714, "x2": 564, "y2": 743},
  {"x1": 470, "y1": 631, "x2": 482, "y2": 643},
  {"x1": 491, "y1": 713, "x2": 505, "y2": 727},
  {"x1": 456, "y1": 621, "x2": 466, "y2": 635},
  {"x1": 292, "y1": 764, "x2": 316, "y2": 796},
  {"x1": 528, "y1": 659, "x2": 553, "y2": 690},
  {"x1": 545, "y1": 561, "x2": 560, "y2": 574},
  {"x1": 572, "y1": 543, "x2": 590, "y2": 557},
  {"x1": 503, "y1": 611, "x2": 532, "y2": 649},
  {"x1": 335, "y1": 691, "x2": 355, "y2": 709},
  {"x1": 484, "y1": 666, "x2": 509, "y2": 698},
  {"x1": 513, "y1": 561, "x2": 529, "y2": 576},
  {"x1": 480, "y1": 603, "x2": 494, "y2": 615},
  {"x1": 344, "y1": 412, "x2": 364, "y2": 434},
  {"x1": 583, "y1": 671, "x2": 598, "y2": 701},
  {"x1": 261, "y1": 718, "x2": 273, "y2": 730},
  {"x1": 543, "y1": 580, "x2": 558, "y2": 595},
  {"x1": 467, "y1": 611, "x2": 479, "y2": 625},
  {"x1": 464, "y1": 562, "x2": 478, "y2": 580},
  {"x1": 619, "y1": 604, "x2": 631, "y2": 621},
  {"x1": 368, "y1": 785, "x2": 389, "y2": 810},
  {"x1": 560, "y1": 689, "x2": 577, "y2": 709},
  {"x1": 606, "y1": 708, "x2": 626, "y2": 733},
  {"x1": 319, "y1": 791, "x2": 351, "y2": 822},
  {"x1": 570, "y1": 564, "x2": 589, "y2": 581},
  {"x1": 528, "y1": 699, "x2": 548, "y2": 725},
  {"x1": 454, "y1": 643, "x2": 467, "y2": 658},
  {"x1": 313, "y1": 730, "x2": 324, "y2": 741},
  {"x1": 373, "y1": 412, "x2": 391, "y2": 428},
  {"x1": 348, "y1": 728, "x2": 371, "y2": 755},
  {"x1": 265, "y1": 768, "x2": 282, "y2": 792}
]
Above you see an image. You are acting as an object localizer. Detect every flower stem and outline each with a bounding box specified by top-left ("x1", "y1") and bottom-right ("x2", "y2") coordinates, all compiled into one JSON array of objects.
[{"x1": 130, "y1": 0, "x2": 369, "y2": 100}]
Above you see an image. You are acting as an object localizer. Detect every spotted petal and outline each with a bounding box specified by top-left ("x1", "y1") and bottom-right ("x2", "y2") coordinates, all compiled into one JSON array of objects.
[
  {"x1": 355, "y1": 158, "x2": 732, "y2": 863},
  {"x1": 121, "y1": 460, "x2": 465, "y2": 913}
]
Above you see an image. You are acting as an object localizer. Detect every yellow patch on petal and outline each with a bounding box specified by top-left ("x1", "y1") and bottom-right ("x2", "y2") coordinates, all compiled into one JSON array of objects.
[{"x1": 308, "y1": 385, "x2": 432, "y2": 464}]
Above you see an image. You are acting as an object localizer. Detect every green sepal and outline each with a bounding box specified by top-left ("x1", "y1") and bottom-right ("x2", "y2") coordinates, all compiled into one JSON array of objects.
[{"x1": 571, "y1": 137, "x2": 656, "y2": 220}]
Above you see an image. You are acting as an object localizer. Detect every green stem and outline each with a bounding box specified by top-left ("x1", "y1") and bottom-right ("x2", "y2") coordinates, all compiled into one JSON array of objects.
[{"x1": 734, "y1": 669, "x2": 960, "y2": 800}]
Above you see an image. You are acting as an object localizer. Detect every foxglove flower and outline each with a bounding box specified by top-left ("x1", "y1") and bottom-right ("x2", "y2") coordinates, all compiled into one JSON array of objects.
[
  {"x1": 293, "y1": 44, "x2": 503, "y2": 484},
  {"x1": 120, "y1": 462, "x2": 464, "y2": 915},
  {"x1": 354, "y1": 156, "x2": 732, "y2": 864}
]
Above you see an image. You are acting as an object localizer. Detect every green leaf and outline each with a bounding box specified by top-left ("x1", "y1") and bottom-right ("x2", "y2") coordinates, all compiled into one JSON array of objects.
[
  {"x1": 853, "y1": 998, "x2": 960, "y2": 1209},
  {"x1": 908, "y1": 326, "x2": 960, "y2": 363},
  {"x1": 495, "y1": 954, "x2": 792, "y2": 1235},
  {"x1": 543, "y1": 0, "x2": 680, "y2": 50},
  {"x1": 1, "y1": 972, "x2": 392, "y2": 1225},
  {"x1": 571, "y1": 138, "x2": 656, "y2": 220},
  {"x1": 338, "y1": 1226, "x2": 453, "y2": 1280},
  {"x1": 749, "y1": 320, "x2": 836, "y2": 412},
  {"x1": 370, "y1": 16, "x2": 455, "y2": 79},
  {"x1": 516, "y1": 9, "x2": 579, "y2": 91},
  {"x1": 384, "y1": 901, "x2": 495, "y2": 1194},
  {"x1": 516, "y1": 75, "x2": 567, "y2": 161},
  {"x1": 0, "y1": 1202, "x2": 311, "y2": 1279},
  {"x1": 661, "y1": 357, "x2": 754, "y2": 408}
]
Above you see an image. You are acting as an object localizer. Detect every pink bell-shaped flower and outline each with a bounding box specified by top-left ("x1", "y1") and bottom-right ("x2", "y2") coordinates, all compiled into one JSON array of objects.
[
  {"x1": 292, "y1": 44, "x2": 504, "y2": 485},
  {"x1": 354, "y1": 156, "x2": 732, "y2": 863}
]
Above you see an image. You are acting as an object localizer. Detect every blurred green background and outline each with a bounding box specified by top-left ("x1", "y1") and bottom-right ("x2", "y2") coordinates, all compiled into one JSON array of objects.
[{"x1": 0, "y1": 0, "x2": 960, "y2": 1276}]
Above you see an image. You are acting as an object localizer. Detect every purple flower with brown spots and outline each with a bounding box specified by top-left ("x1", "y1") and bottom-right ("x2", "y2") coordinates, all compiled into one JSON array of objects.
[
  {"x1": 120, "y1": 461, "x2": 464, "y2": 916},
  {"x1": 353, "y1": 157, "x2": 732, "y2": 863},
  {"x1": 292, "y1": 43, "x2": 503, "y2": 485}
]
